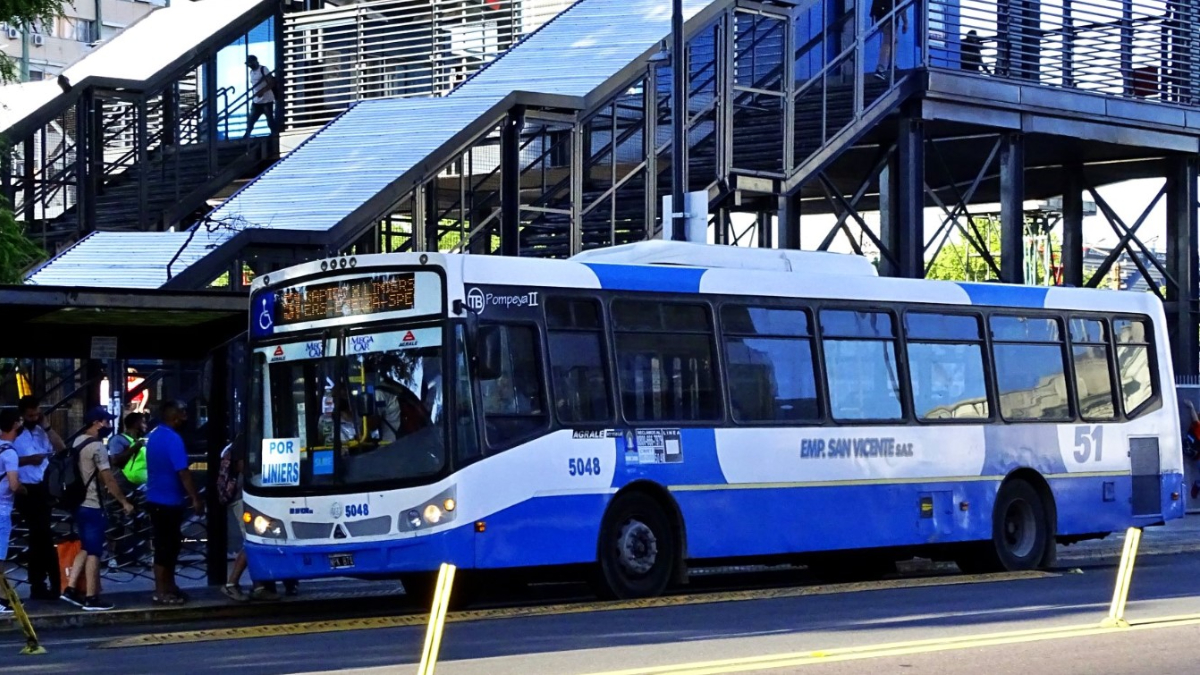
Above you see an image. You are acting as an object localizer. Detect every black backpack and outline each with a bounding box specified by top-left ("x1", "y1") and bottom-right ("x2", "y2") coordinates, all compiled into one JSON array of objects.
[{"x1": 46, "y1": 436, "x2": 96, "y2": 512}]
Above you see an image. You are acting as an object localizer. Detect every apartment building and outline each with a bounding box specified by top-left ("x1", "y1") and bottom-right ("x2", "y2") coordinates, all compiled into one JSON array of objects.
[{"x1": 0, "y1": 0, "x2": 164, "y2": 81}]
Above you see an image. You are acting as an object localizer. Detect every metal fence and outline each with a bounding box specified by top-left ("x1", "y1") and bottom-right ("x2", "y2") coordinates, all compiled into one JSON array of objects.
[
  {"x1": 3, "y1": 474, "x2": 210, "y2": 590},
  {"x1": 283, "y1": 0, "x2": 575, "y2": 130},
  {"x1": 930, "y1": 0, "x2": 1200, "y2": 104}
]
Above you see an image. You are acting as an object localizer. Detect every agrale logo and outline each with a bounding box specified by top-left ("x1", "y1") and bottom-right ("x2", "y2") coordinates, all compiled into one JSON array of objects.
[{"x1": 399, "y1": 330, "x2": 418, "y2": 347}]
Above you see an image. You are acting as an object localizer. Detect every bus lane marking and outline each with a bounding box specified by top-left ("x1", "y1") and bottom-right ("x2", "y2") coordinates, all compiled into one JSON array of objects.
[
  {"x1": 580, "y1": 613, "x2": 1200, "y2": 675},
  {"x1": 96, "y1": 570, "x2": 1054, "y2": 649}
]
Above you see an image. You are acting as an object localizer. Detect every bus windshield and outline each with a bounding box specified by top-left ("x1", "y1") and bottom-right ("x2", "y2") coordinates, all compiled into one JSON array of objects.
[{"x1": 251, "y1": 325, "x2": 446, "y2": 490}]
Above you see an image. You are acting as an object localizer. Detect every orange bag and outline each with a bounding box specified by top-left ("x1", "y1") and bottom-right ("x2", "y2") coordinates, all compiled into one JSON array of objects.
[{"x1": 56, "y1": 538, "x2": 86, "y2": 593}]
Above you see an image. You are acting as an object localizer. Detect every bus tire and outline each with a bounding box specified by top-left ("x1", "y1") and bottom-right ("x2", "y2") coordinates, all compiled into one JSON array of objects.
[
  {"x1": 958, "y1": 479, "x2": 1049, "y2": 573},
  {"x1": 596, "y1": 492, "x2": 676, "y2": 600}
]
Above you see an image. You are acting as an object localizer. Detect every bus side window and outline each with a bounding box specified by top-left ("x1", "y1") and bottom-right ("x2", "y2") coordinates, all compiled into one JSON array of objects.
[
  {"x1": 904, "y1": 312, "x2": 989, "y2": 421},
  {"x1": 613, "y1": 300, "x2": 721, "y2": 423},
  {"x1": 820, "y1": 309, "x2": 902, "y2": 421},
  {"x1": 1114, "y1": 318, "x2": 1156, "y2": 416},
  {"x1": 1069, "y1": 318, "x2": 1117, "y2": 422},
  {"x1": 479, "y1": 324, "x2": 548, "y2": 449},
  {"x1": 990, "y1": 315, "x2": 1071, "y2": 421},
  {"x1": 546, "y1": 298, "x2": 611, "y2": 425},
  {"x1": 721, "y1": 305, "x2": 819, "y2": 423}
]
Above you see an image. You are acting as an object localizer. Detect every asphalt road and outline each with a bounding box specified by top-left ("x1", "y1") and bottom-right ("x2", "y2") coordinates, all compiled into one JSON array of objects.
[{"x1": 3, "y1": 551, "x2": 1200, "y2": 675}]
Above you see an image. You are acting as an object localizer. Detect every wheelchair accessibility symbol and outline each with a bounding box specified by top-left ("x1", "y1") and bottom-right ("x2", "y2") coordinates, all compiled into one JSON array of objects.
[{"x1": 256, "y1": 296, "x2": 274, "y2": 334}]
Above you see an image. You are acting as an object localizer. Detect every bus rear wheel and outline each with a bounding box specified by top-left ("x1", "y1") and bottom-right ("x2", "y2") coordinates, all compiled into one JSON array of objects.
[
  {"x1": 957, "y1": 479, "x2": 1049, "y2": 573},
  {"x1": 596, "y1": 492, "x2": 676, "y2": 600}
]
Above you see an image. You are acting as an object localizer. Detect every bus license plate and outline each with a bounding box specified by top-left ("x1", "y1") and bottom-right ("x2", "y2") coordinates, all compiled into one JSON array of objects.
[{"x1": 329, "y1": 554, "x2": 354, "y2": 569}]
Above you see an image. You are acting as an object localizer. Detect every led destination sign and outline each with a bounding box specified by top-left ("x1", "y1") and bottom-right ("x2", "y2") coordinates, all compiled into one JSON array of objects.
[{"x1": 276, "y1": 273, "x2": 416, "y2": 326}]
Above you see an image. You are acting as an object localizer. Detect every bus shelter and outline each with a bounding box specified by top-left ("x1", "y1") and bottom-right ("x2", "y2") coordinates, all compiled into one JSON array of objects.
[{"x1": 1, "y1": 284, "x2": 246, "y2": 586}]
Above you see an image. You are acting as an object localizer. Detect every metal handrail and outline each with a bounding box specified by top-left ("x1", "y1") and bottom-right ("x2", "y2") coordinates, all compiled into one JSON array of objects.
[{"x1": 930, "y1": 0, "x2": 1200, "y2": 103}]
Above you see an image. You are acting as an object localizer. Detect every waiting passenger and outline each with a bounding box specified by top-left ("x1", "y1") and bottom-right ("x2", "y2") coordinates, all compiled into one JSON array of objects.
[{"x1": 962, "y1": 30, "x2": 986, "y2": 73}]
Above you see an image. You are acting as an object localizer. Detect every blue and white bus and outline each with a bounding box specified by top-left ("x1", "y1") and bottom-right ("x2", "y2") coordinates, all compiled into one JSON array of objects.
[{"x1": 243, "y1": 241, "x2": 1183, "y2": 599}]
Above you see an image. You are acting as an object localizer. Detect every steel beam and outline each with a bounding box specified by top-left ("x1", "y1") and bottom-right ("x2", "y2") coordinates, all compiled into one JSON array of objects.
[
  {"x1": 880, "y1": 111, "x2": 924, "y2": 278},
  {"x1": 22, "y1": 137, "x2": 34, "y2": 225},
  {"x1": 777, "y1": 194, "x2": 800, "y2": 249},
  {"x1": 137, "y1": 98, "x2": 149, "y2": 230},
  {"x1": 1061, "y1": 165, "x2": 1084, "y2": 286},
  {"x1": 75, "y1": 91, "x2": 91, "y2": 236},
  {"x1": 670, "y1": 0, "x2": 687, "y2": 241},
  {"x1": 1167, "y1": 155, "x2": 1199, "y2": 376},
  {"x1": 999, "y1": 134, "x2": 1025, "y2": 284},
  {"x1": 500, "y1": 106, "x2": 525, "y2": 257}
]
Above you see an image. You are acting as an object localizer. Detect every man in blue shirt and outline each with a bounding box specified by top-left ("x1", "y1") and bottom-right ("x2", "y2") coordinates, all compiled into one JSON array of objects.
[
  {"x1": 144, "y1": 401, "x2": 203, "y2": 605},
  {"x1": 12, "y1": 396, "x2": 64, "y2": 601}
]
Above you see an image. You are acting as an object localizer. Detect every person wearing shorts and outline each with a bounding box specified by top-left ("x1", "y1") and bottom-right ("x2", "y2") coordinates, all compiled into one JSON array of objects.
[
  {"x1": 61, "y1": 407, "x2": 134, "y2": 612},
  {"x1": 0, "y1": 409, "x2": 26, "y2": 615}
]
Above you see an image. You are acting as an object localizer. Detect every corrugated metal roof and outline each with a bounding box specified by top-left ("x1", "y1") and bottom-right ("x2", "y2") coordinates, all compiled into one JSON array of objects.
[
  {"x1": 33, "y1": 0, "x2": 719, "y2": 289},
  {"x1": 26, "y1": 230, "x2": 232, "y2": 289},
  {"x1": 209, "y1": 0, "x2": 712, "y2": 232}
]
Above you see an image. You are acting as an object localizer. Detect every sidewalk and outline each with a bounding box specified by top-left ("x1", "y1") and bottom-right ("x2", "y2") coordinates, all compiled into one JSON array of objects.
[{"x1": 5, "y1": 577, "x2": 408, "y2": 631}]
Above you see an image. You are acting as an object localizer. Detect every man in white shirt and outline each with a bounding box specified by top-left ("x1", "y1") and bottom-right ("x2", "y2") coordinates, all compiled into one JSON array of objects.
[
  {"x1": 244, "y1": 55, "x2": 279, "y2": 139},
  {"x1": 12, "y1": 396, "x2": 63, "y2": 601}
]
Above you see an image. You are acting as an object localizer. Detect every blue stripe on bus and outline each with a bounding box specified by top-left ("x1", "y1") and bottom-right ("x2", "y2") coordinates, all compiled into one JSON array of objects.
[
  {"x1": 245, "y1": 473, "x2": 1182, "y2": 579},
  {"x1": 584, "y1": 263, "x2": 706, "y2": 293},
  {"x1": 956, "y1": 282, "x2": 1049, "y2": 309}
]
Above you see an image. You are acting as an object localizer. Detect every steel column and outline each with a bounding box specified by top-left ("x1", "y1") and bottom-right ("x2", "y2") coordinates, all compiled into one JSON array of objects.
[
  {"x1": 1061, "y1": 165, "x2": 1084, "y2": 286},
  {"x1": 274, "y1": 6, "x2": 287, "y2": 133},
  {"x1": 137, "y1": 98, "x2": 149, "y2": 230},
  {"x1": 205, "y1": 56, "x2": 219, "y2": 176},
  {"x1": 880, "y1": 111, "x2": 924, "y2": 278},
  {"x1": 205, "y1": 344, "x2": 230, "y2": 586},
  {"x1": 999, "y1": 134, "x2": 1026, "y2": 284},
  {"x1": 22, "y1": 137, "x2": 34, "y2": 224},
  {"x1": 777, "y1": 193, "x2": 800, "y2": 249},
  {"x1": 670, "y1": 0, "x2": 687, "y2": 241},
  {"x1": 75, "y1": 91, "x2": 90, "y2": 235},
  {"x1": 1167, "y1": 155, "x2": 1199, "y2": 376},
  {"x1": 88, "y1": 98, "x2": 103, "y2": 231},
  {"x1": 500, "y1": 106, "x2": 525, "y2": 257},
  {"x1": 570, "y1": 123, "x2": 584, "y2": 255},
  {"x1": 644, "y1": 65, "x2": 658, "y2": 237}
]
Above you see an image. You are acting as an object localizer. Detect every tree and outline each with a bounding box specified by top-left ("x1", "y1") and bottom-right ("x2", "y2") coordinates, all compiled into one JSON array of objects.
[
  {"x1": 0, "y1": 0, "x2": 63, "y2": 283},
  {"x1": 0, "y1": 199, "x2": 43, "y2": 283},
  {"x1": 925, "y1": 218, "x2": 1002, "y2": 282}
]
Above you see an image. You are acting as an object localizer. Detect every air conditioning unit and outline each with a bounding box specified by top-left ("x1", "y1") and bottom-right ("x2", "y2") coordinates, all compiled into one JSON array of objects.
[
  {"x1": 31, "y1": 33, "x2": 43, "y2": 46},
  {"x1": 6, "y1": 27, "x2": 19, "y2": 39}
]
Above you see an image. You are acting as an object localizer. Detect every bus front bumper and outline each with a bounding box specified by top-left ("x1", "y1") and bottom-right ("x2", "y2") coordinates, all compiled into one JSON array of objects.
[{"x1": 244, "y1": 526, "x2": 474, "y2": 581}]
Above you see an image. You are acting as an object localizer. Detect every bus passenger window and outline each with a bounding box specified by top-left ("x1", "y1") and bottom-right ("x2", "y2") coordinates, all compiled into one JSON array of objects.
[
  {"x1": 613, "y1": 300, "x2": 720, "y2": 422},
  {"x1": 820, "y1": 310, "x2": 902, "y2": 421},
  {"x1": 546, "y1": 298, "x2": 611, "y2": 425},
  {"x1": 721, "y1": 305, "x2": 819, "y2": 423},
  {"x1": 990, "y1": 316, "x2": 1071, "y2": 421},
  {"x1": 1069, "y1": 318, "x2": 1117, "y2": 421},
  {"x1": 904, "y1": 313, "x2": 988, "y2": 421},
  {"x1": 1114, "y1": 318, "x2": 1156, "y2": 415},
  {"x1": 480, "y1": 324, "x2": 548, "y2": 448}
]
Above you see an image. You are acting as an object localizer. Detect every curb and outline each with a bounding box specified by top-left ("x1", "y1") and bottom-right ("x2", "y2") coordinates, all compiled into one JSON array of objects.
[{"x1": 7, "y1": 591, "x2": 410, "y2": 631}]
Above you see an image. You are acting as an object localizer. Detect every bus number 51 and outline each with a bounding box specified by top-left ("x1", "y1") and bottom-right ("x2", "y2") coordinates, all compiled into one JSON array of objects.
[{"x1": 1074, "y1": 426, "x2": 1104, "y2": 463}]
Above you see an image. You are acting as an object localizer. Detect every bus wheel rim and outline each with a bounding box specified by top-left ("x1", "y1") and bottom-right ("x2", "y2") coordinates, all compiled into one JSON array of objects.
[
  {"x1": 617, "y1": 519, "x2": 658, "y2": 577},
  {"x1": 1003, "y1": 498, "x2": 1037, "y2": 558}
]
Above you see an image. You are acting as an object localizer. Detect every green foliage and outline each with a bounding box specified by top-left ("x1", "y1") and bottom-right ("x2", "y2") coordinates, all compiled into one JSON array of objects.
[
  {"x1": 0, "y1": 199, "x2": 44, "y2": 284},
  {"x1": 926, "y1": 220, "x2": 1002, "y2": 282}
]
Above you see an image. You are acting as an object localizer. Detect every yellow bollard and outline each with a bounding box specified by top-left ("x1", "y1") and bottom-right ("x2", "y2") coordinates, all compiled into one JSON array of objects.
[
  {"x1": 417, "y1": 563, "x2": 456, "y2": 675},
  {"x1": 0, "y1": 572, "x2": 47, "y2": 655},
  {"x1": 1100, "y1": 527, "x2": 1142, "y2": 629}
]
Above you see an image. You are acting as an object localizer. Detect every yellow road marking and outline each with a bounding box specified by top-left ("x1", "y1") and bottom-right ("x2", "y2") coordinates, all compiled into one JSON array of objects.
[
  {"x1": 581, "y1": 614, "x2": 1200, "y2": 675},
  {"x1": 97, "y1": 570, "x2": 1054, "y2": 649}
]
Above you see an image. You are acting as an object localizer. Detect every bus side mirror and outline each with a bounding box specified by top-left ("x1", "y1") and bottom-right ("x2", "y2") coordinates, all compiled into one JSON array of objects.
[{"x1": 477, "y1": 326, "x2": 502, "y2": 381}]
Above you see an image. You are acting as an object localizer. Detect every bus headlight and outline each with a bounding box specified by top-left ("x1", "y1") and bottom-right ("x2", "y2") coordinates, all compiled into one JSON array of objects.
[
  {"x1": 423, "y1": 504, "x2": 442, "y2": 524},
  {"x1": 398, "y1": 486, "x2": 456, "y2": 532},
  {"x1": 244, "y1": 504, "x2": 287, "y2": 540}
]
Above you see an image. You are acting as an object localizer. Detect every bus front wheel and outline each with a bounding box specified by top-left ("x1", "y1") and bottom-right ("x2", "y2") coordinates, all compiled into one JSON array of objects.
[
  {"x1": 596, "y1": 492, "x2": 676, "y2": 600},
  {"x1": 957, "y1": 479, "x2": 1049, "y2": 573}
]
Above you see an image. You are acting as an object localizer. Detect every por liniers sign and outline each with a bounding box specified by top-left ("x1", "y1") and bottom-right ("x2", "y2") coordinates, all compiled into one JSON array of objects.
[{"x1": 800, "y1": 437, "x2": 915, "y2": 459}]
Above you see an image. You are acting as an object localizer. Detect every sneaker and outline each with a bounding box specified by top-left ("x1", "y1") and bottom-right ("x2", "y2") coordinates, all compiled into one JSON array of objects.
[
  {"x1": 250, "y1": 585, "x2": 279, "y2": 601},
  {"x1": 221, "y1": 584, "x2": 249, "y2": 603},
  {"x1": 82, "y1": 596, "x2": 114, "y2": 612},
  {"x1": 60, "y1": 587, "x2": 83, "y2": 608}
]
